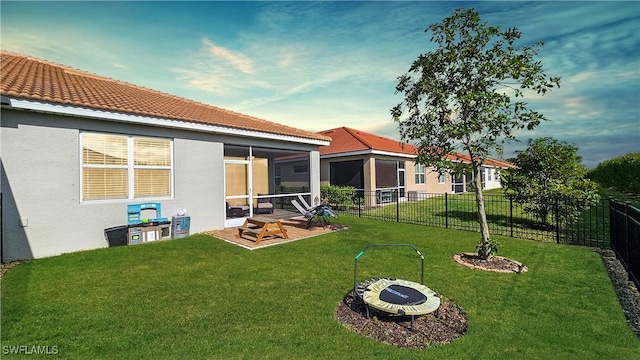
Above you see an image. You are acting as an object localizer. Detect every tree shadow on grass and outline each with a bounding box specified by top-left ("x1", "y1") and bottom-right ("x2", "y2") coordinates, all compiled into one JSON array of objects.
[{"x1": 434, "y1": 210, "x2": 551, "y2": 232}]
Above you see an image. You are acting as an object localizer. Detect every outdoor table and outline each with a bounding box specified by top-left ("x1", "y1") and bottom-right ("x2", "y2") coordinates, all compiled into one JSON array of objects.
[{"x1": 237, "y1": 216, "x2": 289, "y2": 244}]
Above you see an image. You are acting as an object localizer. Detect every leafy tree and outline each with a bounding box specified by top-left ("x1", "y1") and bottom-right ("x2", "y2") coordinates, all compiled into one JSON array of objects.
[
  {"x1": 587, "y1": 152, "x2": 640, "y2": 194},
  {"x1": 502, "y1": 137, "x2": 600, "y2": 226},
  {"x1": 391, "y1": 8, "x2": 560, "y2": 259}
]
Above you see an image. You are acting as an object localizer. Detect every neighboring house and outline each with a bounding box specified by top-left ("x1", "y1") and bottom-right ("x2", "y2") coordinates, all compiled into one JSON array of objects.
[
  {"x1": 479, "y1": 158, "x2": 514, "y2": 191},
  {"x1": 316, "y1": 127, "x2": 450, "y2": 203},
  {"x1": 445, "y1": 153, "x2": 515, "y2": 192},
  {"x1": 0, "y1": 52, "x2": 330, "y2": 261},
  {"x1": 300, "y1": 127, "x2": 512, "y2": 205}
]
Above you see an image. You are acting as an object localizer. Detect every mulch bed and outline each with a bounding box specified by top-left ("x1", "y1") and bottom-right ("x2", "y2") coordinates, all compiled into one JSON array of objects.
[
  {"x1": 454, "y1": 252, "x2": 528, "y2": 273},
  {"x1": 0, "y1": 261, "x2": 21, "y2": 277},
  {"x1": 334, "y1": 289, "x2": 467, "y2": 348}
]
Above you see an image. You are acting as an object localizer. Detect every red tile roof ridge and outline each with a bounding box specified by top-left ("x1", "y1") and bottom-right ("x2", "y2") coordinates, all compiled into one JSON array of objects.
[
  {"x1": 342, "y1": 126, "x2": 372, "y2": 149},
  {"x1": 1, "y1": 50, "x2": 116, "y2": 82},
  {"x1": 0, "y1": 51, "x2": 270, "y2": 124},
  {"x1": 317, "y1": 126, "x2": 417, "y2": 156},
  {"x1": 317, "y1": 127, "x2": 514, "y2": 169},
  {"x1": 1, "y1": 51, "x2": 331, "y2": 142}
]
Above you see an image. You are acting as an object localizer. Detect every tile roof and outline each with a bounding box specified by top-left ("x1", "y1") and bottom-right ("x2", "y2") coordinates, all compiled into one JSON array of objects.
[
  {"x1": 0, "y1": 51, "x2": 329, "y2": 142},
  {"x1": 318, "y1": 127, "x2": 417, "y2": 156},
  {"x1": 318, "y1": 126, "x2": 514, "y2": 168},
  {"x1": 483, "y1": 158, "x2": 517, "y2": 169}
]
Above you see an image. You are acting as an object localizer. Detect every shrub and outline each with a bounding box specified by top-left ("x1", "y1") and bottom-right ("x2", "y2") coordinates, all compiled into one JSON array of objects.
[
  {"x1": 588, "y1": 152, "x2": 640, "y2": 194},
  {"x1": 320, "y1": 185, "x2": 358, "y2": 210}
]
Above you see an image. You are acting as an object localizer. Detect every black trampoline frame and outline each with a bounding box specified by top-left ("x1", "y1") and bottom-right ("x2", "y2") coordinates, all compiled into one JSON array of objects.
[
  {"x1": 352, "y1": 243, "x2": 428, "y2": 329},
  {"x1": 353, "y1": 243, "x2": 424, "y2": 291}
]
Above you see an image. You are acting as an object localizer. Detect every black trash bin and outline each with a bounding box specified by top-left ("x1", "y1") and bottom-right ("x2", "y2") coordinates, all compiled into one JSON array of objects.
[{"x1": 104, "y1": 225, "x2": 129, "y2": 247}]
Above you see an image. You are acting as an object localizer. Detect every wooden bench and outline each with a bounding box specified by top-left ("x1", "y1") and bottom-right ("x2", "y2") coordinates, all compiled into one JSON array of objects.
[{"x1": 237, "y1": 217, "x2": 289, "y2": 245}]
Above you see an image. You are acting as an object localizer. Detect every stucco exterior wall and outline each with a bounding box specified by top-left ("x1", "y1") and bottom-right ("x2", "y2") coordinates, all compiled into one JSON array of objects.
[
  {"x1": 320, "y1": 156, "x2": 454, "y2": 195},
  {"x1": 1, "y1": 109, "x2": 320, "y2": 261},
  {"x1": 404, "y1": 160, "x2": 453, "y2": 194},
  {"x1": 482, "y1": 167, "x2": 503, "y2": 190},
  {"x1": 319, "y1": 155, "x2": 503, "y2": 199}
]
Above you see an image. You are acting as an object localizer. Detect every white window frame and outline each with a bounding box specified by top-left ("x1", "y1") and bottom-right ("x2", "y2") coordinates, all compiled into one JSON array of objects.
[
  {"x1": 414, "y1": 163, "x2": 426, "y2": 185},
  {"x1": 438, "y1": 173, "x2": 446, "y2": 184},
  {"x1": 80, "y1": 132, "x2": 174, "y2": 202}
]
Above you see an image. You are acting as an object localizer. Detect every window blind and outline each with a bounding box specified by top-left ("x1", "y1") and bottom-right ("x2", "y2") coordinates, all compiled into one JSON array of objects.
[{"x1": 81, "y1": 133, "x2": 172, "y2": 200}]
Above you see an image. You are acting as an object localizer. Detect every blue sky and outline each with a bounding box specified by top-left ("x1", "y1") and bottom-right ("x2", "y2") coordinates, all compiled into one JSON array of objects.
[{"x1": 2, "y1": 1, "x2": 638, "y2": 168}]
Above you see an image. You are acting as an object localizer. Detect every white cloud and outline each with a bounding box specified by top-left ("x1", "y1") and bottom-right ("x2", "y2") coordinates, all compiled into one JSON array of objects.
[
  {"x1": 170, "y1": 38, "x2": 270, "y2": 95},
  {"x1": 201, "y1": 38, "x2": 253, "y2": 74},
  {"x1": 169, "y1": 68, "x2": 227, "y2": 94}
]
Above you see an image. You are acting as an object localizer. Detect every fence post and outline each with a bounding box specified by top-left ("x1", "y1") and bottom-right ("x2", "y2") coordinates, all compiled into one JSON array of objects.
[
  {"x1": 608, "y1": 198, "x2": 614, "y2": 250},
  {"x1": 624, "y1": 202, "x2": 630, "y2": 273},
  {"x1": 396, "y1": 189, "x2": 400, "y2": 223},
  {"x1": 602, "y1": 198, "x2": 609, "y2": 248},
  {"x1": 555, "y1": 197, "x2": 560, "y2": 244},
  {"x1": 445, "y1": 192, "x2": 449, "y2": 229},
  {"x1": 509, "y1": 198, "x2": 514, "y2": 238},
  {"x1": 358, "y1": 193, "x2": 362, "y2": 218}
]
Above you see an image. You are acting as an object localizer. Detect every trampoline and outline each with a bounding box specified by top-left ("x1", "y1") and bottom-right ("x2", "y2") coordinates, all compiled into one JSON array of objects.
[{"x1": 353, "y1": 244, "x2": 440, "y2": 329}]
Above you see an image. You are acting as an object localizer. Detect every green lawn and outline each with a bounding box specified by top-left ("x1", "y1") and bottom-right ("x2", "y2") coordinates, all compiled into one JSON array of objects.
[
  {"x1": 2, "y1": 217, "x2": 638, "y2": 359},
  {"x1": 356, "y1": 190, "x2": 611, "y2": 246},
  {"x1": 598, "y1": 188, "x2": 640, "y2": 209}
]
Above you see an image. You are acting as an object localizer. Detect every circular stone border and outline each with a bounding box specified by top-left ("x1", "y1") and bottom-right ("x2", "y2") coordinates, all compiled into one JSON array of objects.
[{"x1": 454, "y1": 252, "x2": 528, "y2": 273}]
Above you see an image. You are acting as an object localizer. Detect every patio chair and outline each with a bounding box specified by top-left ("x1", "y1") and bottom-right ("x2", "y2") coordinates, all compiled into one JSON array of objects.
[
  {"x1": 227, "y1": 202, "x2": 249, "y2": 218},
  {"x1": 297, "y1": 195, "x2": 313, "y2": 210},
  {"x1": 297, "y1": 195, "x2": 339, "y2": 222},
  {"x1": 291, "y1": 199, "x2": 316, "y2": 228},
  {"x1": 291, "y1": 199, "x2": 338, "y2": 229},
  {"x1": 255, "y1": 194, "x2": 274, "y2": 214}
]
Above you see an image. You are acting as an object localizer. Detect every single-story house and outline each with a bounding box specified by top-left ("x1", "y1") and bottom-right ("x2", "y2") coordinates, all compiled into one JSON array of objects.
[
  {"x1": 0, "y1": 52, "x2": 330, "y2": 261},
  {"x1": 445, "y1": 153, "x2": 514, "y2": 193},
  {"x1": 279, "y1": 127, "x2": 512, "y2": 205}
]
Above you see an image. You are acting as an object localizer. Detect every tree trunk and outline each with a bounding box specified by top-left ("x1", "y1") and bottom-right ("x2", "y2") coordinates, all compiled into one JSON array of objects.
[{"x1": 473, "y1": 164, "x2": 491, "y2": 260}]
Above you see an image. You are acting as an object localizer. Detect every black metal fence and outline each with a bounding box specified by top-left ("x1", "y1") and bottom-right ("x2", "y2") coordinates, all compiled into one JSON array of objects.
[
  {"x1": 609, "y1": 199, "x2": 640, "y2": 290},
  {"x1": 323, "y1": 189, "x2": 640, "y2": 293},
  {"x1": 325, "y1": 190, "x2": 610, "y2": 247}
]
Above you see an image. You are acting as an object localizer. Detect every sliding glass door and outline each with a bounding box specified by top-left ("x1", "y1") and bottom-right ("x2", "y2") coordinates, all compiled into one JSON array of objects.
[{"x1": 224, "y1": 159, "x2": 252, "y2": 227}]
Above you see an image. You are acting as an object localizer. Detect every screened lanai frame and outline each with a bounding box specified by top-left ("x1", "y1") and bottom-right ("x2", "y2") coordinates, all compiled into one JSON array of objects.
[{"x1": 224, "y1": 144, "x2": 312, "y2": 227}]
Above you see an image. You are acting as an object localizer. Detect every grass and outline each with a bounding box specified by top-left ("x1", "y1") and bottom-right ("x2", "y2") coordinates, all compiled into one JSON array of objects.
[
  {"x1": 2, "y1": 216, "x2": 639, "y2": 359},
  {"x1": 599, "y1": 187, "x2": 640, "y2": 208},
  {"x1": 358, "y1": 191, "x2": 574, "y2": 242},
  {"x1": 353, "y1": 188, "x2": 619, "y2": 247}
]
